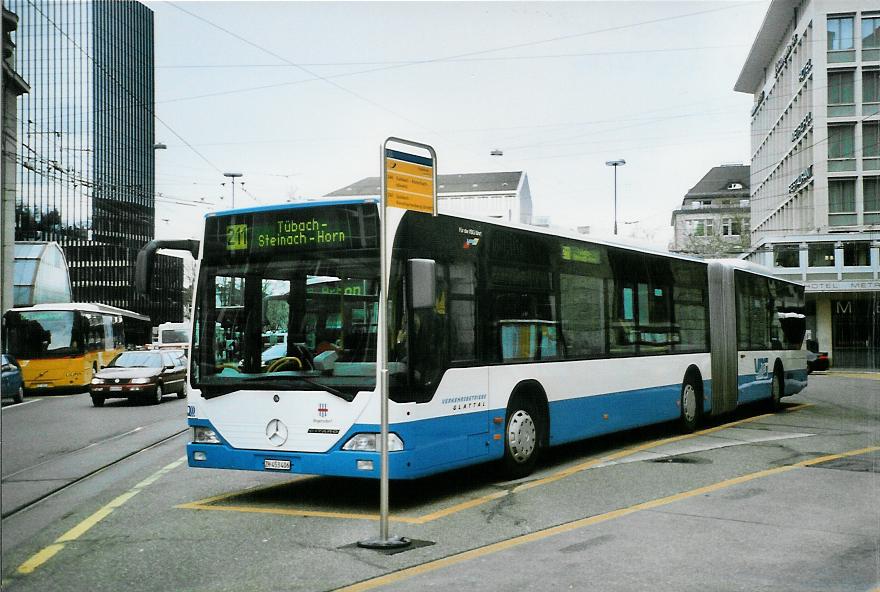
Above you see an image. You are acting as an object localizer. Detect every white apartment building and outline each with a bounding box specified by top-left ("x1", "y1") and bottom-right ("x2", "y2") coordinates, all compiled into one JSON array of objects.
[
  {"x1": 670, "y1": 164, "x2": 751, "y2": 257},
  {"x1": 735, "y1": 0, "x2": 880, "y2": 369}
]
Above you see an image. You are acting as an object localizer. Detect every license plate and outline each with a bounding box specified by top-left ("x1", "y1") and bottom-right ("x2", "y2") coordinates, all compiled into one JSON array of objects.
[
  {"x1": 264, "y1": 459, "x2": 291, "y2": 471},
  {"x1": 110, "y1": 386, "x2": 122, "y2": 391}
]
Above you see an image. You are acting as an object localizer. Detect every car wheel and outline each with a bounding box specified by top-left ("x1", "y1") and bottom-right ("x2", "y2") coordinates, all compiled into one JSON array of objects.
[
  {"x1": 13, "y1": 385, "x2": 24, "y2": 404},
  {"x1": 176, "y1": 381, "x2": 187, "y2": 399},
  {"x1": 502, "y1": 397, "x2": 542, "y2": 479},
  {"x1": 91, "y1": 395, "x2": 105, "y2": 407},
  {"x1": 152, "y1": 384, "x2": 164, "y2": 405}
]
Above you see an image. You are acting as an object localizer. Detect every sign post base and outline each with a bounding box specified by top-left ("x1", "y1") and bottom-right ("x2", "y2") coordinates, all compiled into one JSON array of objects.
[{"x1": 357, "y1": 536, "x2": 412, "y2": 550}]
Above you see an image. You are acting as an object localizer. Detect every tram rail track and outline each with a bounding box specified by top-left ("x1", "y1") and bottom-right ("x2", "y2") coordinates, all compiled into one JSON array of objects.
[{"x1": 1, "y1": 428, "x2": 188, "y2": 520}]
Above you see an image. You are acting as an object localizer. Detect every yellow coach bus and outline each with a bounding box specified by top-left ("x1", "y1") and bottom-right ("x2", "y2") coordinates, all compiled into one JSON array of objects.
[{"x1": 2, "y1": 303, "x2": 151, "y2": 392}]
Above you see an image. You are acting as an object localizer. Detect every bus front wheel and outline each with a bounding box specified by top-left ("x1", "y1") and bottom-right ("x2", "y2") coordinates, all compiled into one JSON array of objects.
[{"x1": 502, "y1": 398, "x2": 542, "y2": 479}]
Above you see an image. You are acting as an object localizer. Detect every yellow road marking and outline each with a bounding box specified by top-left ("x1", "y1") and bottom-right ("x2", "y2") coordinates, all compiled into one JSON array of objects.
[
  {"x1": 15, "y1": 456, "x2": 186, "y2": 576},
  {"x1": 828, "y1": 372, "x2": 880, "y2": 381},
  {"x1": 180, "y1": 404, "x2": 814, "y2": 524},
  {"x1": 336, "y1": 445, "x2": 880, "y2": 592}
]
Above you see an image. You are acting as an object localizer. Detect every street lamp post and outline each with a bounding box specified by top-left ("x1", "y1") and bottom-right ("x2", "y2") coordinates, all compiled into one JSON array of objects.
[
  {"x1": 605, "y1": 159, "x2": 626, "y2": 236},
  {"x1": 223, "y1": 172, "x2": 243, "y2": 208}
]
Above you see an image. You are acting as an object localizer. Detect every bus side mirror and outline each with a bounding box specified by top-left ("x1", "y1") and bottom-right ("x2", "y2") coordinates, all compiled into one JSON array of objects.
[
  {"x1": 136, "y1": 239, "x2": 201, "y2": 295},
  {"x1": 409, "y1": 259, "x2": 436, "y2": 310}
]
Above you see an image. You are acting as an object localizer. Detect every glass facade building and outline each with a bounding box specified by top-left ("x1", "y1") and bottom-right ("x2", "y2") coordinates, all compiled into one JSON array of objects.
[{"x1": 9, "y1": 0, "x2": 182, "y2": 324}]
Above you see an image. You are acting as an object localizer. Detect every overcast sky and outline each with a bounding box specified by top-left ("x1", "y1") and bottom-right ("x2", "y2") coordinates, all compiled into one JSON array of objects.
[{"x1": 146, "y1": 0, "x2": 769, "y2": 250}]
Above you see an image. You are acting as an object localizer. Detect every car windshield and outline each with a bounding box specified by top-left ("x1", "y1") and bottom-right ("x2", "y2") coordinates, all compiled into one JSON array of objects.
[
  {"x1": 192, "y1": 252, "x2": 379, "y2": 397},
  {"x1": 110, "y1": 352, "x2": 163, "y2": 368}
]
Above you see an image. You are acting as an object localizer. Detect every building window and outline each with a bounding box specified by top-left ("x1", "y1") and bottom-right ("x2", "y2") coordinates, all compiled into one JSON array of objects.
[
  {"x1": 865, "y1": 177, "x2": 880, "y2": 224},
  {"x1": 843, "y1": 243, "x2": 870, "y2": 266},
  {"x1": 863, "y1": 17, "x2": 880, "y2": 59},
  {"x1": 829, "y1": 178, "x2": 857, "y2": 226},
  {"x1": 866, "y1": 70, "x2": 880, "y2": 118},
  {"x1": 721, "y1": 218, "x2": 741, "y2": 236},
  {"x1": 864, "y1": 123, "x2": 880, "y2": 170},
  {"x1": 774, "y1": 244, "x2": 800, "y2": 268},
  {"x1": 828, "y1": 124, "x2": 856, "y2": 171},
  {"x1": 828, "y1": 70, "x2": 855, "y2": 116},
  {"x1": 808, "y1": 243, "x2": 836, "y2": 267},
  {"x1": 828, "y1": 16, "x2": 855, "y2": 62}
]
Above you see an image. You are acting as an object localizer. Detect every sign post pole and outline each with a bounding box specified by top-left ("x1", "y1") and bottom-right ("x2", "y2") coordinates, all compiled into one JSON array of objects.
[{"x1": 358, "y1": 137, "x2": 436, "y2": 550}]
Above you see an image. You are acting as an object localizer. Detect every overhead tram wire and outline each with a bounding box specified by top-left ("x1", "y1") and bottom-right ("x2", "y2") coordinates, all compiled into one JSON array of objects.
[
  {"x1": 159, "y1": 3, "x2": 751, "y2": 108},
  {"x1": 155, "y1": 44, "x2": 750, "y2": 70},
  {"x1": 168, "y1": 2, "x2": 439, "y2": 137},
  {"x1": 25, "y1": 0, "x2": 225, "y2": 178}
]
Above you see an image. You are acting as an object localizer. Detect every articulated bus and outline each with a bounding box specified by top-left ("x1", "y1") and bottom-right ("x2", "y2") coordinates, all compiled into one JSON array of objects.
[
  {"x1": 138, "y1": 199, "x2": 807, "y2": 480},
  {"x1": 3, "y1": 303, "x2": 151, "y2": 392}
]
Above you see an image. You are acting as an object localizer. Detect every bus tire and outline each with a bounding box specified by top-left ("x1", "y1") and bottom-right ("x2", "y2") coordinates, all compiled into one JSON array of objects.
[
  {"x1": 679, "y1": 373, "x2": 701, "y2": 433},
  {"x1": 91, "y1": 395, "x2": 105, "y2": 407},
  {"x1": 152, "y1": 384, "x2": 164, "y2": 405},
  {"x1": 502, "y1": 396, "x2": 542, "y2": 479},
  {"x1": 768, "y1": 367, "x2": 784, "y2": 412}
]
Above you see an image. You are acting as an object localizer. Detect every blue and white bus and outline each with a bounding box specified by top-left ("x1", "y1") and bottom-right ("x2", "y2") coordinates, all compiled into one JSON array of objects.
[{"x1": 138, "y1": 199, "x2": 807, "y2": 479}]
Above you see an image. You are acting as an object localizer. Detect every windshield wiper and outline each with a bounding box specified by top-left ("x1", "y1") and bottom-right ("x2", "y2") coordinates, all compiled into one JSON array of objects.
[
  {"x1": 282, "y1": 375, "x2": 352, "y2": 402},
  {"x1": 230, "y1": 374, "x2": 353, "y2": 402}
]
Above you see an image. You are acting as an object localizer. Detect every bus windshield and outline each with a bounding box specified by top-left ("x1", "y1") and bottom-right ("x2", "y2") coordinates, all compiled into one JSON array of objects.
[
  {"x1": 4, "y1": 310, "x2": 80, "y2": 358},
  {"x1": 193, "y1": 254, "x2": 380, "y2": 397}
]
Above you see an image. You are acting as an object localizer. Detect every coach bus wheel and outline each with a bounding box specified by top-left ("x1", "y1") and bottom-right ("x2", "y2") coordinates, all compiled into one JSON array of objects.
[
  {"x1": 679, "y1": 376, "x2": 701, "y2": 433},
  {"x1": 152, "y1": 384, "x2": 164, "y2": 405},
  {"x1": 502, "y1": 399, "x2": 542, "y2": 479},
  {"x1": 91, "y1": 395, "x2": 105, "y2": 407}
]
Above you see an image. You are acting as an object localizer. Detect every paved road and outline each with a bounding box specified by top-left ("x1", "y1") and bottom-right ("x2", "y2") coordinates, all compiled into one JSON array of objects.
[
  {"x1": 1, "y1": 389, "x2": 188, "y2": 518},
  {"x1": 0, "y1": 373, "x2": 877, "y2": 591}
]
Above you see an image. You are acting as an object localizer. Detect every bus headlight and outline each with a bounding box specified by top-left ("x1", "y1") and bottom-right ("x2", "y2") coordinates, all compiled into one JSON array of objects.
[
  {"x1": 130, "y1": 377, "x2": 151, "y2": 384},
  {"x1": 193, "y1": 426, "x2": 221, "y2": 444},
  {"x1": 341, "y1": 433, "x2": 404, "y2": 452}
]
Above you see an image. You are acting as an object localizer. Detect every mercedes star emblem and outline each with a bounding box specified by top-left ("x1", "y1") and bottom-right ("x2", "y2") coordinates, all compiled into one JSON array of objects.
[{"x1": 265, "y1": 419, "x2": 288, "y2": 446}]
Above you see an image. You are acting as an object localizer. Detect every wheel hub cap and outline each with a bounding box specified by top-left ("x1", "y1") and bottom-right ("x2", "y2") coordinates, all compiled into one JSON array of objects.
[
  {"x1": 683, "y1": 385, "x2": 697, "y2": 422},
  {"x1": 508, "y1": 410, "x2": 536, "y2": 463}
]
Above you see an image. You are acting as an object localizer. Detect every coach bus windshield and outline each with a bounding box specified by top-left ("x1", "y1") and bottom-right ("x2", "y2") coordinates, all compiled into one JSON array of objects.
[
  {"x1": 192, "y1": 203, "x2": 381, "y2": 399},
  {"x1": 4, "y1": 310, "x2": 81, "y2": 358}
]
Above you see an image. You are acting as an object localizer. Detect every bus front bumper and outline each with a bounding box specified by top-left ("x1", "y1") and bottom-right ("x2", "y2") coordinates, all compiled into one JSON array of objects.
[{"x1": 186, "y1": 441, "x2": 418, "y2": 479}]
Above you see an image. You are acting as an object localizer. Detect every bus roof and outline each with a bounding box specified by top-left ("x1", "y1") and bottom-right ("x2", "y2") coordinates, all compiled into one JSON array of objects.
[
  {"x1": 200, "y1": 199, "x2": 800, "y2": 286},
  {"x1": 206, "y1": 198, "x2": 378, "y2": 219},
  {"x1": 7, "y1": 302, "x2": 150, "y2": 321}
]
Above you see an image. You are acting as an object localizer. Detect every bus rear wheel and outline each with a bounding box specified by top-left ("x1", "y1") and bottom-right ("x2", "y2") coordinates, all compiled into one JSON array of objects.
[
  {"x1": 679, "y1": 376, "x2": 701, "y2": 433},
  {"x1": 768, "y1": 369, "x2": 783, "y2": 411},
  {"x1": 502, "y1": 398, "x2": 542, "y2": 479}
]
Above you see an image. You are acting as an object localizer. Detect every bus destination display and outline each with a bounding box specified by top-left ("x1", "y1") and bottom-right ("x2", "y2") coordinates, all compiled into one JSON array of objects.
[{"x1": 204, "y1": 204, "x2": 379, "y2": 263}]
